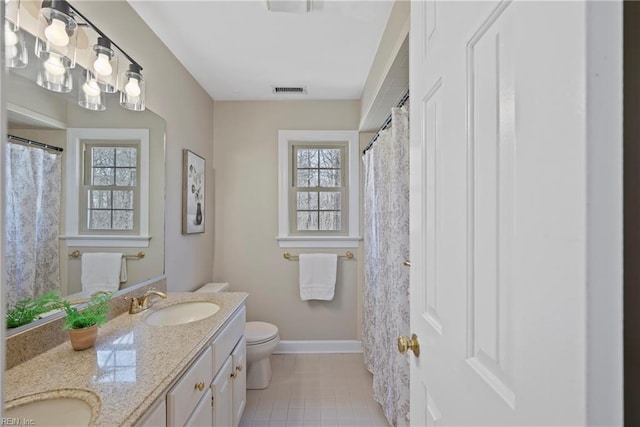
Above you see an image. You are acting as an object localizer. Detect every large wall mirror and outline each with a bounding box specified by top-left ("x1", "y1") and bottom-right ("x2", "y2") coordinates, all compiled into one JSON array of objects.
[{"x1": 5, "y1": 47, "x2": 166, "y2": 335}]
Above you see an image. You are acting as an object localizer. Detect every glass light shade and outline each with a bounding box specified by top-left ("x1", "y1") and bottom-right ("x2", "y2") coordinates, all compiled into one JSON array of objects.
[
  {"x1": 5, "y1": 0, "x2": 27, "y2": 68},
  {"x1": 119, "y1": 64, "x2": 145, "y2": 111},
  {"x1": 35, "y1": 0, "x2": 77, "y2": 69},
  {"x1": 90, "y1": 37, "x2": 118, "y2": 93},
  {"x1": 36, "y1": 52, "x2": 72, "y2": 93},
  {"x1": 78, "y1": 70, "x2": 105, "y2": 111},
  {"x1": 5, "y1": 21, "x2": 28, "y2": 68}
]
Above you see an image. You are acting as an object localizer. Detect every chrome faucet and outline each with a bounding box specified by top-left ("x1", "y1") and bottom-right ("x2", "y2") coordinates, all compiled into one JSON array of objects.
[{"x1": 129, "y1": 289, "x2": 167, "y2": 314}]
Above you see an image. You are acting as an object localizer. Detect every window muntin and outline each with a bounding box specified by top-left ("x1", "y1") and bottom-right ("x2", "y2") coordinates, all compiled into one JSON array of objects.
[
  {"x1": 80, "y1": 141, "x2": 140, "y2": 234},
  {"x1": 291, "y1": 144, "x2": 347, "y2": 234}
]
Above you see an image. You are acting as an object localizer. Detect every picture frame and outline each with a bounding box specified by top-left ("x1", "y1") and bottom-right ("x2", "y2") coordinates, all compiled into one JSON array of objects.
[{"x1": 182, "y1": 149, "x2": 205, "y2": 234}]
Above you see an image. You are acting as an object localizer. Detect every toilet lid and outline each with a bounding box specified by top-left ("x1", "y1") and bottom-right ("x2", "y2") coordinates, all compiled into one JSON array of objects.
[{"x1": 246, "y1": 321, "x2": 278, "y2": 345}]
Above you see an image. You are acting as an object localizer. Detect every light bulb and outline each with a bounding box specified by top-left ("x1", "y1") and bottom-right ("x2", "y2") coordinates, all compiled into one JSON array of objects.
[
  {"x1": 5, "y1": 25, "x2": 18, "y2": 47},
  {"x1": 93, "y1": 53, "x2": 112, "y2": 76},
  {"x1": 82, "y1": 79, "x2": 101, "y2": 97},
  {"x1": 124, "y1": 77, "x2": 141, "y2": 97},
  {"x1": 5, "y1": 26, "x2": 18, "y2": 60},
  {"x1": 5, "y1": 45, "x2": 17, "y2": 60},
  {"x1": 44, "y1": 55, "x2": 65, "y2": 76},
  {"x1": 44, "y1": 18, "x2": 69, "y2": 47}
]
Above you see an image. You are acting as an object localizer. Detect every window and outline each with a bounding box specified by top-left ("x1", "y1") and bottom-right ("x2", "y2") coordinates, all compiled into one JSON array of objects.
[
  {"x1": 63, "y1": 128, "x2": 150, "y2": 247},
  {"x1": 81, "y1": 142, "x2": 139, "y2": 234},
  {"x1": 278, "y1": 130, "x2": 360, "y2": 248},
  {"x1": 291, "y1": 144, "x2": 347, "y2": 233}
]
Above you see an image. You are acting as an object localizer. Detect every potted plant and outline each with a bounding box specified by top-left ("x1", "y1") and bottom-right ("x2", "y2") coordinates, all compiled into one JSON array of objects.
[{"x1": 62, "y1": 292, "x2": 113, "y2": 350}]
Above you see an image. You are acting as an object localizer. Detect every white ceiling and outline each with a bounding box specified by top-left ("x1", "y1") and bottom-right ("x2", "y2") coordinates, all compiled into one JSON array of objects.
[{"x1": 127, "y1": 0, "x2": 394, "y2": 101}]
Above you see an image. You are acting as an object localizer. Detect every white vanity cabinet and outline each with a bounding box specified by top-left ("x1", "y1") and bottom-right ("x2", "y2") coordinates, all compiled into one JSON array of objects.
[
  {"x1": 137, "y1": 304, "x2": 247, "y2": 427},
  {"x1": 210, "y1": 306, "x2": 246, "y2": 427}
]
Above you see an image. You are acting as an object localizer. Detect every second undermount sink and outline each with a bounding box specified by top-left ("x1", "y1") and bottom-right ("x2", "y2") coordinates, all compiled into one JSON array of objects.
[
  {"x1": 5, "y1": 391, "x2": 98, "y2": 426},
  {"x1": 145, "y1": 301, "x2": 220, "y2": 326}
]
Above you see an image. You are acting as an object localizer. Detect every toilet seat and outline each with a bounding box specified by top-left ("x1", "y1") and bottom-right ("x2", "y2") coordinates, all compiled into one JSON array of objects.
[{"x1": 246, "y1": 321, "x2": 278, "y2": 345}]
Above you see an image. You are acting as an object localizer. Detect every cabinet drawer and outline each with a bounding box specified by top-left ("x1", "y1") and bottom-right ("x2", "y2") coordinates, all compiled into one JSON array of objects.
[
  {"x1": 211, "y1": 306, "x2": 246, "y2": 374},
  {"x1": 167, "y1": 346, "x2": 213, "y2": 427}
]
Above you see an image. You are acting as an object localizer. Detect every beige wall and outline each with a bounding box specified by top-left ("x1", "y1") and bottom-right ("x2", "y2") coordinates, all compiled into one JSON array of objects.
[
  {"x1": 73, "y1": 1, "x2": 215, "y2": 291},
  {"x1": 213, "y1": 100, "x2": 361, "y2": 340}
]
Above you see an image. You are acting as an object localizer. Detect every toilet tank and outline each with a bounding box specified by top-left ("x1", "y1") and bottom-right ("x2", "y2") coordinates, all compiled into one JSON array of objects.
[{"x1": 194, "y1": 282, "x2": 230, "y2": 293}]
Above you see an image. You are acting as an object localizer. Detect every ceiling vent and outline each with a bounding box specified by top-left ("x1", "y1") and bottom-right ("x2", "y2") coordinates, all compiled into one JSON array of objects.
[
  {"x1": 272, "y1": 86, "x2": 308, "y2": 95},
  {"x1": 266, "y1": 0, "x2": 312, "y2": 13}
]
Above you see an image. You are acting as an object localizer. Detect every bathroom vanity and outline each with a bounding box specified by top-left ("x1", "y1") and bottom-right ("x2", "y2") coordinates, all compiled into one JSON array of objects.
[
  {"x1": 4, "y1": 292, "x2": 248, "y2": 426},
  {"x1": 139, "y1": 303, "x2": 247, "y2": 426}
]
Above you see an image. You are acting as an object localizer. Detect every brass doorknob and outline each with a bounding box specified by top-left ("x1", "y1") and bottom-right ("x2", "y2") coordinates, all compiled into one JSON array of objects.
[
  {"x1": 195, "y1": 382, "x2": 205, "y2": 391},
  {"x1": 398, "y1": 333, "x2": 420, "y2": 357}
]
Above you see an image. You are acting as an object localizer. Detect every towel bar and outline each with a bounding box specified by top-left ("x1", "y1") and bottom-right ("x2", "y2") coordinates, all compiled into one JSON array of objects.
[
  {"x1": 69, "y1": 250, "x2": 145, "y2": 259},
  {"x1": 283, "y1": 251, "x2": 353, "y2": 261}
]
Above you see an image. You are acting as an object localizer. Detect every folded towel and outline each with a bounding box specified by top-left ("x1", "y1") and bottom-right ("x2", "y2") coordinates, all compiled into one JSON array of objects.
[
  {"x1": 81, "y1": 253, "x2": 123, "y2": 294},
  {"x1": 120, "y1": 258, "x2": 128, "y2": 283},
  {"x1": 299, "y1": 253, "x2": 338, "y2": 301}
]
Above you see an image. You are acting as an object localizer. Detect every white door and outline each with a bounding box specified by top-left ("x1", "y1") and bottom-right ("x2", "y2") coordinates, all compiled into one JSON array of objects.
[{"x1": 408, "y1": 1, "x2": 621, "y2": 425}]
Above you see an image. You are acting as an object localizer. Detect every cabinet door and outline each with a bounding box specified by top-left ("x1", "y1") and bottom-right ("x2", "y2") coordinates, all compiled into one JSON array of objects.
[
  {"x1": 231, "y1": 336, "x2": 246, "y2": 427},
  {"x1": 167, "y1": 347, "x2": 213, "y2": 427},
  {"x1": 212, "y1": 355, "x2": 233, "y2": 427},
  {"x1": 185, "y1": 389, "x2": 213, "y2": 427},
  {"x1": 136, "y1": 398, "x2": 166, "y2": 427}
]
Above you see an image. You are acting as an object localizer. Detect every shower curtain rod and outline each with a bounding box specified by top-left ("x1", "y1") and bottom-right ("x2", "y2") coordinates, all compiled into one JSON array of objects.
[
  {"x1": 7, "y1": 134, "x2": 64, "y2": 153},
  {"x1": 362, "y1": 90, "x2": 410, "y2": 155}
]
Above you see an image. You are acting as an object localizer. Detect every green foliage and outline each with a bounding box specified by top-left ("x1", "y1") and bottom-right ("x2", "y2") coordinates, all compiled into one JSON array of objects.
[
  {"x1": 6, "y1": 291, "x2": 63, "y2": 329},
  {"x1": 62, "y1": 292, "x2": 113, "y2": 330}
]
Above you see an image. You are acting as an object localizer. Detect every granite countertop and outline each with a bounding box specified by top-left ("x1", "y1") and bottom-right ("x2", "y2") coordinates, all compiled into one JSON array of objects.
[{"x1": 5, "y1": 292, "x2": 249, "y2": 426}]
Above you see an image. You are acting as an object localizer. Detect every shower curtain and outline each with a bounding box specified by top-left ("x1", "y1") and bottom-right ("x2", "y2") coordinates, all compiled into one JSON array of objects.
[
  {"x1": 363, "y1": 106, "x2": 410, "y2": 426},
  {"x1": 6, "y1": 142, "x2": 62, "y2": 307}
]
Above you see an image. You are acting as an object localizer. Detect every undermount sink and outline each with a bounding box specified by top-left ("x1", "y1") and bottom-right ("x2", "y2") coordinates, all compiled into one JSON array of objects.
[
  {"x1": 145, "y1": 301, "x2": 220, "y2": 326},
  {"x1": 5, "y1": 390, "x2": 98, "y2": 426}
]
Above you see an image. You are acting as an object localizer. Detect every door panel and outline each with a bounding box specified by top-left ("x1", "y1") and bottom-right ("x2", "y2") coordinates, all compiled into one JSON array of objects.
[{"x1": 410, "y1": 1, "x2": 592, "y2": 425}]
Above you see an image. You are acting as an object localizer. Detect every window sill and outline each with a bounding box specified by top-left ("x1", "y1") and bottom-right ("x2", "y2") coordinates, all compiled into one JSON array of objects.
[
  {"x1": 276, "y1": 236, "x2": 362, "y2": 248},
  {"x1": 60, "y1": 235, "x2": 152, "y2": 248}
]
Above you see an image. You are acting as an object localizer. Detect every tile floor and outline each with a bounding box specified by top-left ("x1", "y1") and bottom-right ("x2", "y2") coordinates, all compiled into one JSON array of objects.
[{"x1": 239, "y1": 353, "x2": 390, "y2": 427}]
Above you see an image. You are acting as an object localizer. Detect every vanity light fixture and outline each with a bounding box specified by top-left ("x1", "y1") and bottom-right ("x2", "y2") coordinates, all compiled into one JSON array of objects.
[
  {"x1": 119, "y1": 63, "x2": 145, "y2": 111},
  {"x1": 4, "y1": 0, "x2": 28, "y2": 68},
  {"x1": 35, "y1": 0, "x2": 78, "y2": 69},
  {"x1": 6, "y1": 0, "x2": 146, "y2": 111}
]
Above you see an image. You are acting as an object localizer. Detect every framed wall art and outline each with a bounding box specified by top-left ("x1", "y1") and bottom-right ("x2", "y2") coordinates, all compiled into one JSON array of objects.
[{"x1": 182, "y1": 149, "x2": 205, "y2": 234}]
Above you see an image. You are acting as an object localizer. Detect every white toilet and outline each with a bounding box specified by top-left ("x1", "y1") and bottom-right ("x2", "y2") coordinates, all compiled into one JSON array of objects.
[{"x1": 195, "y1": 283, "x2": 280, "y2": 390}]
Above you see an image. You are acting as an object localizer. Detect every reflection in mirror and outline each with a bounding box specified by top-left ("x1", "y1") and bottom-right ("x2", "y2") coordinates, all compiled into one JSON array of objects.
[{"x1": 5, "y1": 60, "x2": 166, "y2": 334}]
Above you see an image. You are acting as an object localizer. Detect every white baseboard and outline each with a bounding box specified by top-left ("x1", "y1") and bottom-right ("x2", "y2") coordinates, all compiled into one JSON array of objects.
[{"x1": 274, "y1": 340, "x2": 363, "y2": 354}]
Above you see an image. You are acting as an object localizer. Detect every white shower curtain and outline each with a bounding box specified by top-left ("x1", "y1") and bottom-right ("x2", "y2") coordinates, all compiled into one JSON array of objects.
[
  {"x1": 6, "y1": 142, "x2": 62, "y2": 307},
  {"x1": 363, "y1": 106, "x2": 410, "y2": 426}
]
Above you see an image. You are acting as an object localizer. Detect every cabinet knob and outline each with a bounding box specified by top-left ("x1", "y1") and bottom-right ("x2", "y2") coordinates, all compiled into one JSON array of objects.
[
  {"x1": 236, "y1": 364, "x2": 243, "y2": 372},
  {"x1": 194, "y1": 381, "x2": 205, "y2": 391},
  {"x1": 230, "y1": 370, "x2": 238, "y2": 379}
]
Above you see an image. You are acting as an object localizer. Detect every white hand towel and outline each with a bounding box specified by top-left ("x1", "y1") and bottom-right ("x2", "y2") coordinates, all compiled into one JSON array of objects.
[
  {"x1": 299, "y1": 253, "x2": 338, "y2": 301},
  {"x1": 120, "y1": 258, "x2": 128, "y2": 283},
  {"x1": 81, "y1": 253, "x2": 123, "y2": 294}
]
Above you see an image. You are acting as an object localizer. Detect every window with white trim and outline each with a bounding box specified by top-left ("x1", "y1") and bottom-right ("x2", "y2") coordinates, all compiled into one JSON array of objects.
[
  {"x1": 291, "y1": 143, "x2": 347, "y2": 234},
  {"x1": 63, "y1": 128, "x2": 150, "y2": 248},
  {"x1": 278, "y1": 130, "x2": 360, "y2": 248}
]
